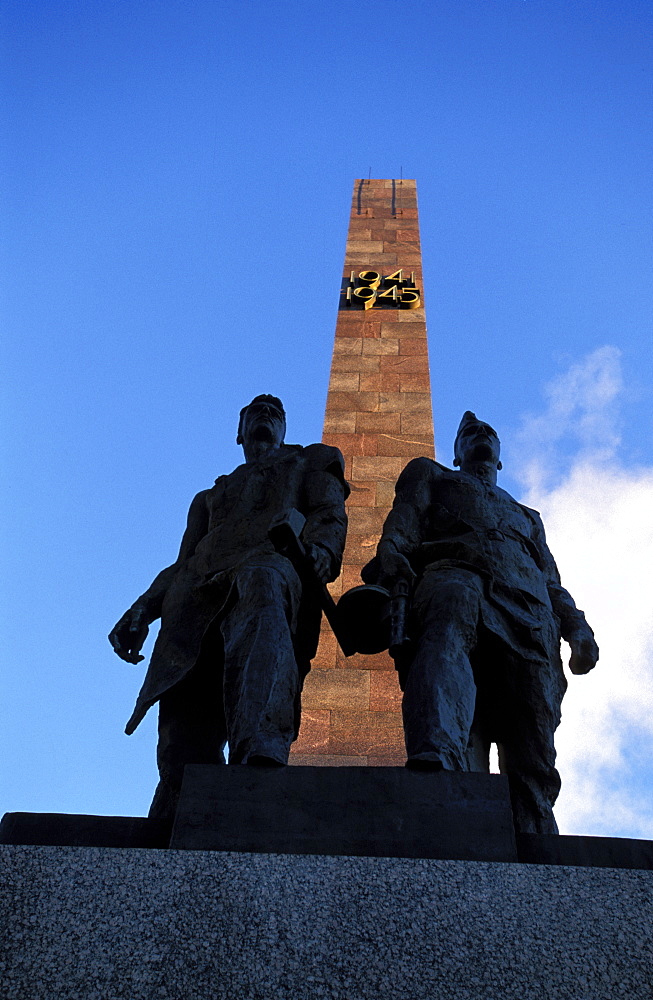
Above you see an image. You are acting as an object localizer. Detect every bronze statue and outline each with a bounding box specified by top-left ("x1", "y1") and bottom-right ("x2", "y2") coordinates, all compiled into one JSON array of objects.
[
  {"x1": 109, "y1": 395, "x2": 348, "y2": 819},
  {"x1": 363, "y1": 411, "x2": 598, "y2": 834}
]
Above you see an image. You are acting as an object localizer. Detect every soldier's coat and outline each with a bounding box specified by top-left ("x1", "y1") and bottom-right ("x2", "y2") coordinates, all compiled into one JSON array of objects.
[
  {"x1": 367, "y1": 456, "x2": 587, "y2": 664},
  {"x1": 126, "y1": 443, "x2": 348, "y2": 735}
]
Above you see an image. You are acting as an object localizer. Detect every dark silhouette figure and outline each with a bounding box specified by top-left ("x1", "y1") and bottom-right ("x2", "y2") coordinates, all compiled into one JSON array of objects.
[
  {"x1": 364, "y1": 411, "x2": 598, "y2": 833},
  {"x1": 110, "y1": 395, "x2": 348, "y2": 819}
]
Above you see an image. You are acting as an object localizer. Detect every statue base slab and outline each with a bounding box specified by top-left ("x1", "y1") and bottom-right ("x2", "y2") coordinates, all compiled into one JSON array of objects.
[
  {"x1": 169, "y1": 764, "x2": 517, "y2": 861},
  {"x1": 2, "y1": 764, "x2": 653, "y2": 868}
]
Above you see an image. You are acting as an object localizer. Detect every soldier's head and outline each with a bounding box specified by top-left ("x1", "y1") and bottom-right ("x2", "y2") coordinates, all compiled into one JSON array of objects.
[
  {"x1": 454, "y1": 411, "x2": 502, "y2": 471},
  {"x1": 237, "y1": 394, "x2": 286, "y2": 449}
]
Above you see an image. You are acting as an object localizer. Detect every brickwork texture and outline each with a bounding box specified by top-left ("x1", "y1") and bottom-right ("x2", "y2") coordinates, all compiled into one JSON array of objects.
[{"x1": 291, "y1": 179, "x2": 434, "y2": 765}]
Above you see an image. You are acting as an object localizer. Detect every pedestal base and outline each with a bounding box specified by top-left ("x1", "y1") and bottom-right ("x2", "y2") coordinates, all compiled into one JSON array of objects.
[{"x1": 2, "y1": 846, "x2": 651, "y2": 999}]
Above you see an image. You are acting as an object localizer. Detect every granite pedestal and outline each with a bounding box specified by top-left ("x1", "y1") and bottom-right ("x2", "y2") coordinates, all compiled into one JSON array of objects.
[
  {"x1": 2, "y1": 767, "x2": 652, "y2": 998},
  {"x1": 1, "y1": 845, "x2": 652, "y2": 1000}
]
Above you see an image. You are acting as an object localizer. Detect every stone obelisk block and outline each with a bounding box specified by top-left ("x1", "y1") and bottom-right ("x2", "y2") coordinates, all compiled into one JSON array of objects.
[{"x1": 291, "y1": 179, "x2": 434, "y2": 765}]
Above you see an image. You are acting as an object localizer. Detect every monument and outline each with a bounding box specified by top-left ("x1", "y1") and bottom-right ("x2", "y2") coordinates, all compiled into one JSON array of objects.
[
  {"x1": 291, "y1": 177, "x2": 435, "y2": 766},
  {"x1": 108, "y1": 394, "x2": 349, "y2": 818},
  {"x1": 1, "y1": 180, "x2": 651, "y2": 1000},
  {"x1": 362, "y1": 410, "x2": 599, "y2": 833}
]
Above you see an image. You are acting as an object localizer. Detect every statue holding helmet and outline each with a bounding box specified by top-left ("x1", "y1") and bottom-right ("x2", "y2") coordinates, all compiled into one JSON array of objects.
[
  {"x1": 110, "y1": 395, "x2": 597, "y2": 835},
  {"x1": 360, "y1": 411, "x2": 598, "y2": 834}
]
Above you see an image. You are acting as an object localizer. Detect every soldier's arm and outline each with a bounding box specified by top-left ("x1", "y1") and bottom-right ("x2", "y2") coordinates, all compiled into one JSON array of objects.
[
  {"x1": 301, "y1": 446, "x2": 349, "y2": 583},
  {"x1": 374, "y1": 457, "x2": 433, "y2": 585},
  {"x1": 138, "y1": 490, "x2": 210, "y2": 619},
  {"x1": 532, "y1": 513, "x2": 599, "y2": 675},
  {"x1": 109, "y1": 490, "x2": 209, "y2": 662}
]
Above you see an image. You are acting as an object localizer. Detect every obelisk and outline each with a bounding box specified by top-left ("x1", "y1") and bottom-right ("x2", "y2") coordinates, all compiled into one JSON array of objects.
[{"x1": 291, "y1": 178, "x2": 434, "y2": 765}]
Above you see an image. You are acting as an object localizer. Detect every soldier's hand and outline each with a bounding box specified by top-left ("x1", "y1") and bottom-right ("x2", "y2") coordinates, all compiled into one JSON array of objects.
[
  {"x1": 305, "y1": 543, "x2": 332, "y2": 584},
  {"x1": 108, "y1": 604, "x2": 150, "y2": 664},
  {"x1": 568, "y1": 629, "x2": 599, "y2": 675},
  {"x1": 377, "y1": 540, "x2": 416, "y2": 586}
]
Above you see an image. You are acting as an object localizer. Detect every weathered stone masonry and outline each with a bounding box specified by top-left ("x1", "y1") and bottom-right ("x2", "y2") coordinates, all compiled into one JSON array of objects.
[{"x1": 291, "y1": 179, "x2": 435, "y2": 765}]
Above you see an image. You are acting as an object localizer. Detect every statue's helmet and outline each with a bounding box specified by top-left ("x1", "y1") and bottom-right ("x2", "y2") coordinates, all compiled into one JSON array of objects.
[
  {"x1": 237, "y1": 394, "x2": 286, "y2": 444},
  {"x1": 456, "y1": 410, "x2": 479, "y2": 439},
  {"x1": 453, "y1": 411, "x2": 501, "y2": 468}
]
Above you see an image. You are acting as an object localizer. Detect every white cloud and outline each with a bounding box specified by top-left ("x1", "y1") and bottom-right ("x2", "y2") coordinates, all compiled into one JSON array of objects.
[{"x1": 511, "y1": 346, "x2": 653, "y2": 838}]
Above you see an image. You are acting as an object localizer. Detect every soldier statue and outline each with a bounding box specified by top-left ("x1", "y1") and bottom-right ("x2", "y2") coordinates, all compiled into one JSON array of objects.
[
  {"x1": 109, "y1": 395, "x2": 348, "y2": 819},
  {"x1": 363, "y1": 411, "x2": 598, "y2": 833}
]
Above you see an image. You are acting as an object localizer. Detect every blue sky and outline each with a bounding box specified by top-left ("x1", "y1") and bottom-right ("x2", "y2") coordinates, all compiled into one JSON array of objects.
[{"x1": 2, "y1": 0, "x2": 652, "y2": 835}]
